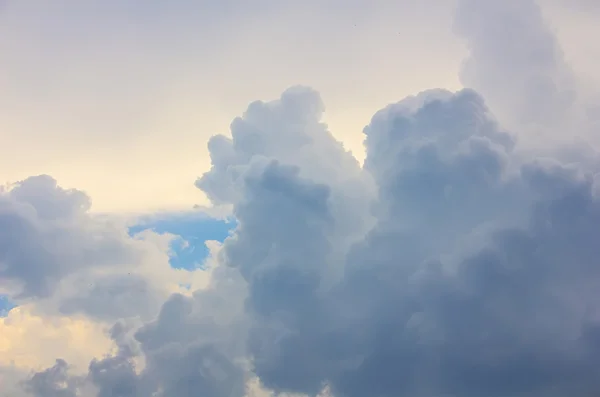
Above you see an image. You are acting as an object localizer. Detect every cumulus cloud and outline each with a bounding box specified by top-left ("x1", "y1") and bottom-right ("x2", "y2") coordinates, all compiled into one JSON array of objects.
[
  {"x1": 204, "y1": 86, "x2": 600, "y2": 397},
  {"x1": 0, "y1": 173, "x2": 205, "y2": 394},
  {"x1": 4, "y1": 0, "x2": 600, "y2": 396},
  {"x1": 0, "y1": 174, "x2": 190, "y2": 321},
  {"x1": 20, "y1": 86, "x2": 600, "y2": 396}
]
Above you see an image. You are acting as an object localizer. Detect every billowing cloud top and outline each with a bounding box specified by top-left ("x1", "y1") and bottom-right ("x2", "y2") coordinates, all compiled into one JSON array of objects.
[{"x1": 2, "y1": 0, "x2": 600, "y2": 396}]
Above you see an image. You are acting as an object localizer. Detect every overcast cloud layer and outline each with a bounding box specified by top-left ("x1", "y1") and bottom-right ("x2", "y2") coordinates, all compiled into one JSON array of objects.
[{"x1": 2, "y1": 0, "x2": 600, "y2": 396}]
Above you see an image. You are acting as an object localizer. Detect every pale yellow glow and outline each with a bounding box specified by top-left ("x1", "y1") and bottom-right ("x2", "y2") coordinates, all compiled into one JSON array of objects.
[
  {"x1": 0, "y1": 0, "x2": 464, "y2": 213},
  {"x1": 0, "y1": 305, "x2": 113, "y2": 372},
  {"x1": 1, "y1": 0, "x2": 596, "y2": 215}
]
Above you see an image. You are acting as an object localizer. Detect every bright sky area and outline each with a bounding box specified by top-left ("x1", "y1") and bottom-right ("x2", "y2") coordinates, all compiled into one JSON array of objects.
[{"x1": 3, "y1": 0, "x2": 597, "y2": 213}]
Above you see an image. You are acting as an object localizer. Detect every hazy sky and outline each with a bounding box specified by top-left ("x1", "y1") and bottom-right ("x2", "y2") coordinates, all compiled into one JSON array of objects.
[
  {"x1": 2, "y1": 0, "x2": 598, "y2": 212},
  {"x1": 4, "y1": 0, "x2": 463, "y2": 212}
]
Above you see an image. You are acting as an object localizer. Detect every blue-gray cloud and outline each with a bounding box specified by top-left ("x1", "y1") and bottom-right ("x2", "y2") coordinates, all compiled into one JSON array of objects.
[
  {"x1": 0, "y1": 175, "x2": 137, "y2": 299},
  {"x1": 7, "y1": 1, "x2": 600, "y2": 397},
  {"x1": 20, "y1": 84, "x2": 600, "y2": 397},
  {"x1": 0, "y1": 175, "x2": 189, "y2": 323},
  {"x1": 208, "y1": 86, "x2": 600, "y2": 397}
]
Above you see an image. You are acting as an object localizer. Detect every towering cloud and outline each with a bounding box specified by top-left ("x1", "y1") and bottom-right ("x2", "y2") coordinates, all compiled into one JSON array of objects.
[
  {"x1": 3, "y1": 0, "x2": 600, "y2": 396},
  {"x1": 200, "y1": 86, "x2": 600, "y2": 397},
  {"x1": 455, "y1": 0, "x2": 577, "y2": 132}
]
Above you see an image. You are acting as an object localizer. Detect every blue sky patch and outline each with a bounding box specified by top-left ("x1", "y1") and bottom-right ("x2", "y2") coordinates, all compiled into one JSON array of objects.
[
  {"x1": 0, "y1": 295, "x2": 16, "y2": 317},
  {"x1": 0, "y1": 212, "x2": 234, "y2": 316},
  {"x1": 129, "y1": 211, "x2": 236, "y2": 270}
]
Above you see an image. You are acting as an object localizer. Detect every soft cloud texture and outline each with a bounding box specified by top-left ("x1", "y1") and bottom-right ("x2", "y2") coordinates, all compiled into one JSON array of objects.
[
  {"x1": 2, "y1": 0, "x2": 600, "y2": 396},
  {"x1": 0, "y1": 174, "x2": 218, "y2": 393},
  {"x1": 0, "y1": 175, "x2": 186, "y2": 321},
  {"x1": 456, "y1": 0, "x2": 577, "y2": 132},
  {"x1": 18, "y1": 87, "x2": 600, "y2": 396}
]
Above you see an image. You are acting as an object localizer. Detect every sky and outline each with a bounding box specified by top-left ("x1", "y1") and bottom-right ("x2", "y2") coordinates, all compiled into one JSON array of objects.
[
  {"x1": 1, "y1": 1, "x2": 597, "y2": 213},
  {"x1": 2, "y1": 0, "x2": 600, "y2": 396},
  {"x1": 2, "y1": 0, "x2": 467, "y2": 213}
]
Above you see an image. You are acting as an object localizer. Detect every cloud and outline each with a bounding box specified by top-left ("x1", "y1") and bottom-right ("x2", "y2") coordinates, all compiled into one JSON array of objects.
[
  {"x1": 197, "y1": 85, "x2": 376, "y2": 254},
  {"x1": 4, "y1": 0, "x2": 600, "y2": 396},
  {"x1": 21, "y1": 257, "x2": 249, "y2": 397},
  {"x1": 21, "y1": 85, "x2": 600, "y2": 396},
  {"x1": 0, "y1": 175, "x2": 185, "y2": 322},
  {"x1": 208, "y1": 86, "x2": 597, "y2": 397},
  {"x1": 0, "y1": 178, "x2": 231, "y2": 395},
  {"x1": 0, "y1": 175, "x2": 131, "y2": 299},
  {"x1": 23, "y1": 359, "x2": 84, "y2": 397},
  {"x1": 199, "y1": 87, "x2": 600, "y2": 397},
  {"x1": 0, "y1": 0, "x2": 464, "y2": 213},
  {"x1": 455, "y1": 0, "x2": 578, "y2": 134},
  {"x1": 0, "y1": 174, "x2": 224, "y2": 387}
]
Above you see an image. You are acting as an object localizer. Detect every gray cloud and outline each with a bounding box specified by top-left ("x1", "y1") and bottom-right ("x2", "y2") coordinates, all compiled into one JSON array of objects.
[
  {"x1": 0, "y1": 175, "x2": 178, "y2": 324},
  {"x1": 22, "y1": 360, "x2": 86, "y2": 397},
  {"x1": 0, "y1": 175, "x2": 135, "y2": 299},
  {"x1": 21, "y1": 85, "x2": 600, "y2": 396},
  {"x1": 212, "y1": 88, "x2": 600, "y2": 397},
  {"x1": 58, "y1": 274, "x2": 166, "y2": 321},
  {"x1": 198, "y1": 85, "x2": 376, "y2": 283},
  {"x1": 34, "y1": 86, "x2": 600, "y2": 397},
  {"x1": 206, "y1": 86, "x2": 600, "y2": 397},
  {"x1": 0, "y1": 366, "x2": 30, "y2": 397},
  {"x1": 12, "y1": 1, "x2": 600, "y2": 396},
  {"x1": 455, "y1": 0, "x2": 577, "y2": 131},
  {"x1": 61, "y1": 264, "x2": 248, "y2": 397}
]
